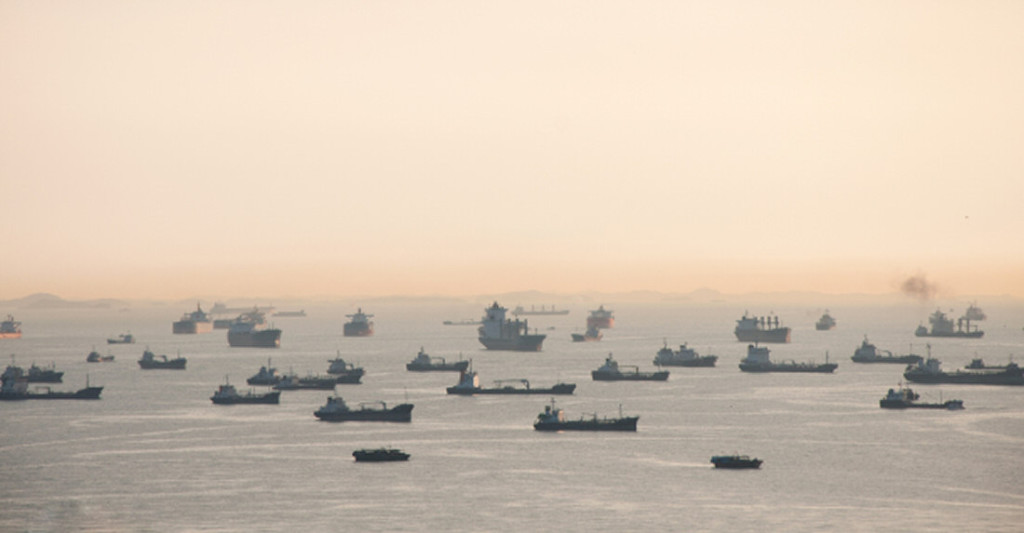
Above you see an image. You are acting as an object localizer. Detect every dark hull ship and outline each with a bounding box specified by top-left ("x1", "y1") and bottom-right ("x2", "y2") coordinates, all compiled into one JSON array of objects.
[
  {"x1": 533, "y1": 400, "x2": 637, "y2": 431},
  {"x1": 314, "y1": 397, "x2": 413, "y2": 422}
]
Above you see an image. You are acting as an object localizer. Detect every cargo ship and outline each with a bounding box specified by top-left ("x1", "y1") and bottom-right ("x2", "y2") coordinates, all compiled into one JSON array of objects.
[
  {"x1": 446, "y1": 368, "x2": 575, "y2": 395},
  {"x1": 903, "y1": 356, "x2": 1023, "y2": 386},
  {"x1": 325, "y1": 353, "x2": 365, "y2": 383},
  {"x1": 172, "y1": 303, "x2": 213, "y2": 334},
  {"x1": 477, "y1": 302, "x2": 545, "y2": 351},
  {"x1": 879, "y1": 385, "x2": 963, "y2": 409},
  {"x1": 570, "y1": 327, "x2": 602, "y2": 342},
  {"x1": 0, "y1": 375, "x2": 102, "y2": 400},
  {"x1": 246, "y1": 359, "x2": 282, "y2": 386},
  {"x1": 850, "y1": 337, "x2": 923, "y2": 364},
  {"x1": 313, "y1": 397, "x2": 413, "y2": 422},
  {"x1": 914, "y1": 308, "x2": 984, "y2": 338},
  {"x1": 406, "y1": 347, "x2": 469, "y2": 372},
  {"x1": 815, "y1": 310, "x2": 836, "y2": 331},
  {"x1": 734, "y1": 312, "x2": 790, "y2": 343},
  {"x1": 138, "y1": 349, "x2": 187, "y2": 370},
  {"x1": 3, "y1": 359, "x2": 63, "y2": 383},
  {"x1": 512, "y1": 305, "x2": 570, "y2": 316},
  {"x1": 107, "y1": 332, "x2": 135, "y2": 344},
  {"x1": 586, "y1": 306, "x2": 614, "y2": 329},
  {"x1": 227, "y1": 309, "x2": 281, "y2": 348},
  {"x1": 0, "y1": 315, "x2": 22, "y2": 339},
  {"x1": 343, "y1": 308, "x2": 374, "y2": 337},
  {"x1": 533, "y1": 399, "x2": 638, "y2": 431},
  {"x1": 739, "y1": 344, "x2": 836, "y2": 373},
  {"x1": 591, "y1": 353, "x2": 669, "y2": 381},
  {"x1": 210, "y1": 378, "x2": 280, "y2": 405},
  {"x1": 653, "y1": 341, "x2": 717, "y2": 367}
]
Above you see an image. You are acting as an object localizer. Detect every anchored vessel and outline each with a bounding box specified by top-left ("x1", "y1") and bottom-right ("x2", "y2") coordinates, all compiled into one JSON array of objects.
[
  {"x1": 138, "y1": 349, "x2": 187, "y2": 370},
  {"x1": 915, "y1": 308, "x2": 984, "y2": 338},
  {"x1": 592, "y1": 353, "x2": 669, "y2": 381},
  {"x1": 513, "y1": 305, "x2": 569, "y2": 316},
  {"x1": 173, "y1": 303, "x2": 213, "y2": 334},
  {"x1": 815, "y1": 311, "x2": 836, "y2": 331},
  {"x1": 343, "y1": 308, "x2": 374, "y2": 337},
  {"x1": 711, "y1": 455, "x2": 762, "y2": 469},
  {"x1": 570, "y1": 327, "x2": 603, "y2": 342},
  {"x1": 903, "y1": 357, "x2": 1024, "y2": 386},
  {"x1": 586, "y1": 306, "x2": 615, "y2": 329},
  {"x1": 851, "y1": 337, "x2": 923, "y2": 364},
  {"x1": 734, "y1": 312, "x2": 790, "y2": 343},
  {"x1": 246, "y1": 360, "x2": 282, "y2": 386},
  {"x1": 272, "y1": 310, "x2": 306, "y2": 317},
  {"x1": 3, "y1": 360, "x2": 63, "y2": 383},
  {"x1": 353, "y1": 448, "x2": 410, "y2": 462},
  {"x1": 1, "y1": 375, "x2": 102, "y2": 400},
  {"x1": 406, "y1": 347, "x2": 469, "y2": 372},
  {"x1": 274, "y1": 374, "x2": 341, "y2": 390},
  {"x1": 477, "y1": 302, "x2": 546, "y2": 351},
  {"x1": 227, "y1": 309, "x2": 281, "y2": 348},
  {"x1": 446, "y1": 368, "x2": 575, "y2": 395},
  {"x1": 210, "y1": 378, "x2": 280, "y2": 404},
  {"x1": 0, "y1": 315, "x2": 22, "y2": 339},
  {"x1": 533, "y1": 400, "x2": 638, "y2": 431},
  {"x1": 739, "y1": 344, "x2": 837, "y2": 373},
  {"x1": 107, "y1": 332, "x2": 135, "y2": 344},
  {"x1": 879, "y1": 386, "x2": 963, "y2": 409},
  {"x1": 653, "y1": 341, "x2": 717, "y2": 367},
  {"x1": 86, "y1": 349, "x2": 114, "y2": 363},
  {"x1": 314, "y1": 396, "x2": 413, "y2": 422},
  {"x1": 326, "y1": 353, "x2": 365, "y2": 383}
]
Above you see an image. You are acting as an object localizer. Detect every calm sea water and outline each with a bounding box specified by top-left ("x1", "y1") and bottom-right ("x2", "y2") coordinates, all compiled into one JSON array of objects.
[{"x1": 2, "y1": 301, "x2": 1023, "y2": 532}]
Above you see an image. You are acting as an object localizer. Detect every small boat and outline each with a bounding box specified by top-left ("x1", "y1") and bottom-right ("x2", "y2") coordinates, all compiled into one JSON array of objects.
[
  {"x1": 86, "y1": 349, "x2": 114, "y2": 363},
  {"x1": 343, "y1": 308, "x2": 374, "y2": 337},
  {"x1": 138, "y1": 349, "x2": 187, "y2": 370},
  {"x1": 533, "y1": 399, "x2": 638, "y2": 431},
  {"x1": 570, "y1": 327, "x2": 603, "y2": 342},
  {"x1": 353, "y1": 448, "x2": 410, "y2": 462},
  {"x1": 446, "y1": 368, "x2": 575, "y2": 395},
  {"x1": 314, "y1": 396, "x2": 413, "y2": 422},
  {"x1": 406, "y1": 347, "x2": 469, "y2": 372},
  {"x1": 0, "y1": 375, "x2": 102, "y2": 401},
  {"x1": 326, "y1": 353, "x2": 365, "y2": 383},
  {"x1": 210, "y1": 377, "x2": 280, "y2": 405},
  {"x1": 107, "y1": 332, "x2": 135, "y2": 344},
  {"x1": 0, "y1": 315, "x2": 23, "y2": 339},
  {"x1": 653, "y1": 341, "x2": 717, "y2": 367},
  {"x1": 815, "y1": 310, "x2": 836, "y2": 331},
  {"x1": 591, "y1": 353, "x2": 669, "y2": 381},
  {"x1": 879, "y1": 385, "x2": 963, "y2": 410},
  {"x1": 273, "y1": 374, "x2": 339, "y2": 390},
  {"x1": 711, "y1": 455, "x2": 762, "y2": 469},
  {"x1": 739, "y1": 344, "x2": 837, "y2": 373},
  {"x1": 246, "y1": 359, "x2": 283, "y2": 386}
]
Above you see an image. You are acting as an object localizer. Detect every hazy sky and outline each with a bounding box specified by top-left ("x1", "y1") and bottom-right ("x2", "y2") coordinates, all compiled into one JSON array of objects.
[{"x1": 2, "y1": 1, "x2": 1022, "y2": 300}]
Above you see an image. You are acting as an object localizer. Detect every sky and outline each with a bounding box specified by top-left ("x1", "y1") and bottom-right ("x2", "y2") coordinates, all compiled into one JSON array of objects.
[{"x1": 1, "y1": 1, "x2": 1022, "y2": 300}]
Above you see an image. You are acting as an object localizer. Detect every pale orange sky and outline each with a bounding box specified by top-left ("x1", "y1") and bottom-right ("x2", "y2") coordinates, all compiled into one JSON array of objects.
[{"x1": 1, "y1": 1, "x2": 1022, "y2": 300}]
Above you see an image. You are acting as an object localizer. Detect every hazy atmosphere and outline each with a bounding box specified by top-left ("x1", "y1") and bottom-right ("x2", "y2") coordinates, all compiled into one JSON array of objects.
[{"x1": 2, "y1": 1, "x2": 1022, "y2": 301}]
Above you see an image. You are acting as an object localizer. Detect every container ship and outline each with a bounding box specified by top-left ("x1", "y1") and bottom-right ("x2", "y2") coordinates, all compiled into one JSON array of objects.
[{"x1": 477, "y1": 302, "x2": 545, "y2": 351}]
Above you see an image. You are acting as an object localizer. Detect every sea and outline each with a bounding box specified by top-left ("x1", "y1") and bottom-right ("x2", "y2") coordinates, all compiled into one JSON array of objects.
[{"x1": 2, "y1": 301, "x2": 1023, "y2": 532}]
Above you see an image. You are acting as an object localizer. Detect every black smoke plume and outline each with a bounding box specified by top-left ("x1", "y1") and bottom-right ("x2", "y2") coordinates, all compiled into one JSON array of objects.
[{"x1": 901, "y1": 274, "x2": 939, "y2": 302}]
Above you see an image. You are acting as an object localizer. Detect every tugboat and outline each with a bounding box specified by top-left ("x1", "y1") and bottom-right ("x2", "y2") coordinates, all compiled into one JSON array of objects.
[
  {"x1": 0, "y1": 315, "x2": 22, "y2": 339},
  {"x1": 325, "y1": 353, "x2": 365, "y2": 383},
  {"x1": 914, "y1": 308, "x2": 984, "y2": 338},
  {"x1": 107, "y1": 332, "x2": 135, "y2": 344},
  {"x1": 739, "y1": 344, "x2": 837, "y2": 373},
  {"x1": 711, "y1": 455, "x2": 762, "y2": 469},
  {"x1": 313, "y1": 396, "x2": 413, "y2": 422},
  {"x1": 446, "y1": 368, "x2": 575, "y2": 395},
  {"x1": 591, "y1": 353, "x2": 669, "y2": 381},
  {"x1": 879, "y1": 385, "x2": 963, "y2": 409},
  {"x1": 903, "y1": 353, "x2": 1024, "y2": 386},
  {"x1": 343, "y1": 308, "x2": 374, "y2": 337},
  {"x1": 850, "y1": 337, "x2": 923, "y2": 364},
  {"x1": 86, "y1": 349, "x2": 114, "y2": 363},
  {"x1": 586, "y1": 305, "x2": 615, "y2": 329},
  {"x1": 138, "y1": 349, "x2": 187, "y2": 370},
  {"x1": 815, "y1": 310, "x2": 836, "y2": 331},
  {"x1": 653, "y1": 341, "x2": 717, "y2": 367},
  {"x1": 246, "y1": 359, "x2": 283, "y2": 386},
  {"x1": 533, "y1": 399, "x2": 638, "y2": 431},
  {"x1": 1, "y1": 375, "x2": 102, "y2": 400},
  {"x1": 513, "y1": 305, "x2": 569, "y2": 316},
  {"x1": 570, "y1": 327, "x2": 603, "y2": 342},
  {"x1": 353, "y1": 448, "x2": 410, "y2": 462},
  {"x1": 406, "y1": 347, "x2": 470, "y2": 372},
  {"x1": 172, "y1": 303, "x2": 213, "y2": 334},
  {"x1": 210, "y1": 377, "x2": 280, "y2": 405},
  {"x1": 734, "y1": 311, "x2": 791, "y2": 343},
  {"x1": 477, "y1": 302, "x2": 546, "y2": 351},
  {"x1": 227, "y1": 309, "x2": 282, "y2": 347}
]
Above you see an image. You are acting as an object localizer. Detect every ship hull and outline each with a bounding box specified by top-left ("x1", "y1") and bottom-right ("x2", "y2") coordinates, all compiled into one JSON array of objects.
[
  {"x1": 591, "y1": 371, "x2": 669, "y2": 381},
  {"x1": 711, "y1": 456, "x2": 762, "y2": 469},
  {"x1": 343, "y1": 324, "x2": 373, "y2": 337},
  {"x1": 534, "y1": 417, "x2": 638, "y2": 431},
  {"x1": 353, "y1": 450, "x2": 410, "y2": 462},
  {"x1": 211, "y1": 392, "x2": 281, "y2": 405},
  {"x1": 228, "y1": 329, "x2": 282, "y2": 348},
  {"x1": 734, "y1": 328, "x2": 791, "y2": 343},
  {"x1": 0, "y1": 386, "x2": 103, "y2": 400},
  {"x1": 314, "y1": 404, "x2": 413, "y2": 422},
  {"x1": 173, "y1": 321, "x2": 213, "y2": 334},
  {"x1": 903, "y1": 370, "x2": 1023, "y2": 386},
  {"x1": 478, "y1": 335, "x2": 546, "y2": 351},
  {"x1": 653, "y1": 357, "x2": 717, "y2": 368},
  {"x1": 0, "y1": 332, "x2": 23, "y2": 339},
  {"x1": 586, "y1": 318, "x2": 614, "y2": 329},
  {"x1": 407, "y1": 362, "x2": 470, "y2": 372},
  {"x1": 571, "y1": 334, "x2": 602, "y2": 342},
  {"x1": 739, "y1": 363, "x2": 836, "y2": 373},
  {"x1": 138, "y1": 360, "x2": 187, "y2": 370},
  {"x1": 879, "y1": 399, "x2": 961, "y2": 409},
  {"x1": 914, "y1": 331, "x2": 984, "y2": 339},
  {"x1": 447, "y1": 383, "x2": 576, "y2": 395},
  {"x1": 852, "y1": 355, "x2": 922, "y2": 364}
]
